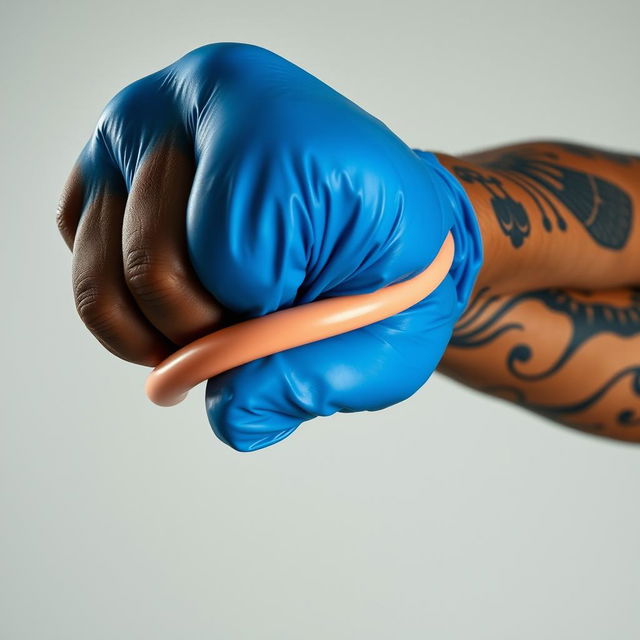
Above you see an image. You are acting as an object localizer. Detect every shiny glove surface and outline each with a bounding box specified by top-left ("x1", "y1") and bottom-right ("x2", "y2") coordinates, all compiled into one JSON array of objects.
[{"x1": 58, "y1": 43, "x2": 483, "y2": 451}]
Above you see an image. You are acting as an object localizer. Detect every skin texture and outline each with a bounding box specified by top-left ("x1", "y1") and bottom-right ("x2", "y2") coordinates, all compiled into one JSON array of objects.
[
  {"x1": 58, "y1": 142, "x2": 227, "y2": 366},
  {"x1": 435, "y1": 141, "x2": 640, "y2": 442}
]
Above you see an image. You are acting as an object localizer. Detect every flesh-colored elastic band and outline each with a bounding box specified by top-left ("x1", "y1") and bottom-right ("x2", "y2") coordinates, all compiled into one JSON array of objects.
[{"x1": 146, "y1": 231, "x2": 455, "y2": 406}]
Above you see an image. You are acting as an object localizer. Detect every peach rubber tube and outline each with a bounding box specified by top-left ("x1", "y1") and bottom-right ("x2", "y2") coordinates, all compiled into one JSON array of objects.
[{"x1": 145, "y1": 231, "x2": 455, "y2": 406}]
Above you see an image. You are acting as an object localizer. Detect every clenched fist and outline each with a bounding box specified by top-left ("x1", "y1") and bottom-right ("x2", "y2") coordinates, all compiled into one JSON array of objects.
[{"x1": 57, "y1": 43, "x2": 483, "y2": 450}]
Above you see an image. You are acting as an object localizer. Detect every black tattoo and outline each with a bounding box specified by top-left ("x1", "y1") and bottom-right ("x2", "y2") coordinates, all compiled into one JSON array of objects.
[
  {"x1": 454, "y1": 149, "x2": 633, "y2": 250},
  {"x1": 485, "y1": 367, "x2": 640, "y2": 433},
  {"x1": 453, "y1": 166, "x2": 532, "y2": 248},
  {"x1": 452, "y1": 287, "x2": 640, "y2": 431},
  {"x1": 453, "y1": 286, "x2": 640, "y2": 379}
]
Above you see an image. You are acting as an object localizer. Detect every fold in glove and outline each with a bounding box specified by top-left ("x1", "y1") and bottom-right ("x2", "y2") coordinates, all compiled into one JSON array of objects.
[{"x1": 85, "y1": 43, "x2": 483, "y2": 451}]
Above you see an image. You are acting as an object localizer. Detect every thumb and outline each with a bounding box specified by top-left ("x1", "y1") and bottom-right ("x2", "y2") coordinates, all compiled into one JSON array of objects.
[{"x1": 205, "y1": 275, "x2": 458, "y2": 452}]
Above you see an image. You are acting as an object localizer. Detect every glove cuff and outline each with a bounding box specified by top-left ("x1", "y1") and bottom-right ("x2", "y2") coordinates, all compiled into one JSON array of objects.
[{"x1": 412, "y1": 149, "x2": 484, "y2": 320}]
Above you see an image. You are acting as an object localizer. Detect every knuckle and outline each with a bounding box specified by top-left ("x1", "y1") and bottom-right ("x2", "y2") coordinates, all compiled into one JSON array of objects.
[
  {"x1": 56, "y1": 170, "x2": 84, "y2": 245},
  {"x1": 180, "y1": 42, "x2": 260, "y2": 80},
  {"x1": 55, "y1": 205, "x2": 69, "y2": 238},
  {"x1": 124, "y1": 248, "x2": 184, "y2": 306},
  {"x1": 73, "y1": 275, "x2": 120, "y2": 338},
  {"x1": 99, "y1": 76, "x2": 153, "y2": 127}
]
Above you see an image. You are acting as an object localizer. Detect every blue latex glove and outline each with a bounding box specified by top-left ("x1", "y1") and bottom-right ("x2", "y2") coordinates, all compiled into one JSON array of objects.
[{"x1": 84, "y1": 43, "x2": 483, "y2": 451}]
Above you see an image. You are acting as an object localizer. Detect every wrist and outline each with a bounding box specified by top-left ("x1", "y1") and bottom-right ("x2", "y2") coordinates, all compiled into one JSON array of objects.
[
  {"x1": 432, "y1": 151, "x2": 542, "y2": 295},
  {"x1": 413, "y1": 149, "x2": 484, "y2": 317}
]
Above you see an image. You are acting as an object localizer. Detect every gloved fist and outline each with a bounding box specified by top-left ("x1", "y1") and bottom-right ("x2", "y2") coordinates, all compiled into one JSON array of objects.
[{"x1": 57, "y1": 43, "x2": 483, "y2": 451}]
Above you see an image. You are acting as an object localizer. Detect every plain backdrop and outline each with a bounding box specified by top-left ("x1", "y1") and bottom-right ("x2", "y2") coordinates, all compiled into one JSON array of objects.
[{"x1": 2, "y1": 0, "x2": 639, "y2": 638}]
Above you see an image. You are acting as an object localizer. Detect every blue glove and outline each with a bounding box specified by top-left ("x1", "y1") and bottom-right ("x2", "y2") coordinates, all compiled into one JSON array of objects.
[{"x1": 80, "y1": 43, "x2": 483, "y2": 451}]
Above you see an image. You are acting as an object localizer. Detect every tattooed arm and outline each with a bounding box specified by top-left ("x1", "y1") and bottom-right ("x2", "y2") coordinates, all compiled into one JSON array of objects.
[
  {"x1": 438, "y1": 286, "x2": 640, "y2": 442},
  {"x1": 433, "y1": 141, "x2": 640, "y2": 442},
  {"x1": 436, "y1": 140, "x2": 640, "y2": 294}
]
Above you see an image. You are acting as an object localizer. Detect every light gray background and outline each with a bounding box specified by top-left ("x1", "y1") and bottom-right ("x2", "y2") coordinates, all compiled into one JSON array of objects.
[{"x1": 2, "y1": 0, "x2": 639, "y2": 637}]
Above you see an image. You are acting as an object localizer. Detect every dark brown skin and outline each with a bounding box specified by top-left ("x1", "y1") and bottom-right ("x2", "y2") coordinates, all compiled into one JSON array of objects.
[
  {"x1": 435, "y1": 141, "x2": 640, "y2": 442},
  {"x1": 57, "y1": 143, "x2": 226, "y2": 366},
  {"x1": 57, "y1": 138, "x2": 640, "y2": 443}
]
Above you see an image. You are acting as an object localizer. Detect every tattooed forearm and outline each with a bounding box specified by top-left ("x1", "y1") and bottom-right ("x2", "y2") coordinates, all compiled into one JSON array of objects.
[
  {"x1": 435, "y1": 140, "x2": 640, "y2": 294},
  {"x1": 433, "y1": 140, "x2": 640, "y2": 440},
  {"x1": 454, "y1": 142, "x2": 634, "y2": 249},
  {"x1": 438, "y1": 286, "x2": 640, "y2": 442}
]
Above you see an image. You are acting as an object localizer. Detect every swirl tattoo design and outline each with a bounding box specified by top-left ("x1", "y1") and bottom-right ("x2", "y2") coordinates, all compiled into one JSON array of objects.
[{"x1": 452, "y1": 287, "x2": 640, "y2": 432}]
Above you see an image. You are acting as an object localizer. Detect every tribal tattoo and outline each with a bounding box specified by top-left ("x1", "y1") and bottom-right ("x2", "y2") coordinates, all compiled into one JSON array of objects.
[
  {"x1": 445, "y1": 286, "x2": 640, "y2": 438},
  {"x1": 452, "y1": 148, "x2": 634, "y2": 250}
]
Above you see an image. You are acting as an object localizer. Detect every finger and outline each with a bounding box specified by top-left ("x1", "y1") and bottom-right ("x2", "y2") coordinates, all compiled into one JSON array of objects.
[
  {"x1": 71, "y1": 138, "x2": 175, "y2": 366},
  {"x1": 122, "y1": 142, "x2": 225, "y2": 345},
  {"x1": 56, "y1": 159, "x2": 87, "y2": 251},
  {"x1": 206, "y1": 275, "x2": 458, "y2": 451}
]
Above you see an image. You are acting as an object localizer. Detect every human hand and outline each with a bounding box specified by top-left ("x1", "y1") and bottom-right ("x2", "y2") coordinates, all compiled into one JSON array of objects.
[{"x1": 57, "y1": 43, "x2": 483, "y2": 450}]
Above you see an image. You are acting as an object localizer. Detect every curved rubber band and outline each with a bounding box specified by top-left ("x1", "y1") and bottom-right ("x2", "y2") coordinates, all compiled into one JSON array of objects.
[{"x1": 146, "y1": 231, "x2": 455, "y2": 406}]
